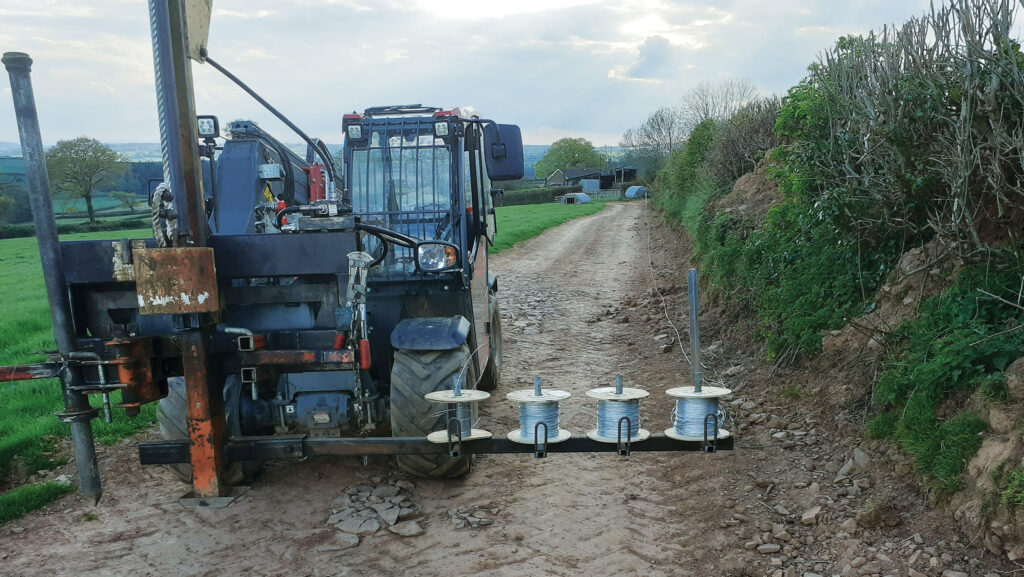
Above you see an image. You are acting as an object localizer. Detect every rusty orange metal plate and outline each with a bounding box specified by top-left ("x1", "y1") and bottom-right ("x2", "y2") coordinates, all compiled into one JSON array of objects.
[{"x1": 134, "y1": 247, "x2": 220, "y2": 314}]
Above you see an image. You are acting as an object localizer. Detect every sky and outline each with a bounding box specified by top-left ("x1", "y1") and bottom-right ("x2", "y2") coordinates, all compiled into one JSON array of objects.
[{"x1": 0, "y1": 0, "x2": 938, "y2": 147}]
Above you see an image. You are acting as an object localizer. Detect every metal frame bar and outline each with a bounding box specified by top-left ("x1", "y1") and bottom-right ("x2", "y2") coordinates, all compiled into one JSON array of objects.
[{"x1": 139, "y1": 433, "x2": 733, "y2": 464}]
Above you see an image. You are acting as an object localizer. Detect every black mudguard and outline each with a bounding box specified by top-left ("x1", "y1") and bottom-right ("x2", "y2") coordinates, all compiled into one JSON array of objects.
[{"x1": 390, "y1": 316, "x2": 470, "y2": 351}]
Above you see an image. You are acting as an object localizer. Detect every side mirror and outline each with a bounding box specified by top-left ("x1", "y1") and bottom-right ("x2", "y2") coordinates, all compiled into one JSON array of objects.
[{"x1": 483, "y1": 124, "x2": 524, "y2": 181}]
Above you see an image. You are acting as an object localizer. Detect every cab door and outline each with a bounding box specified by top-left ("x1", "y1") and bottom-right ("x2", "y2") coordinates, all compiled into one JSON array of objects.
[{"x1": 464, "y1": 125, "x2": 491, "y2": 376}]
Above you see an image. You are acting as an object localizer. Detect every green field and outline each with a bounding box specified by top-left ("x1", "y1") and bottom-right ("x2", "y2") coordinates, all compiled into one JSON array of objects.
[
  {"x1": 0, "y1": 202, "x2": 604, "y2": 523},
  {"x1": 490, "y1": 201, "x2": 605, "y2": 253},
  {"x1": 0, "y1": 228, "x2": 156, "y2": 523}
]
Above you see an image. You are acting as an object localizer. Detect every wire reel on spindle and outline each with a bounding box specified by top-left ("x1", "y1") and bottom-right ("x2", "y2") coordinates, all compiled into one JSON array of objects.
[
  {"x1": 586, "y1": 375, "x2": 650, "y2": 444},
  {"x1": 424, "y1": 388, "x2": 492, "y2": 444},
  {"x1": 506, "y1": 377, "x2": 571, "y2": 446},
  {"x1": 664, "y1": 386, "x2": 731, "y2": 442}
]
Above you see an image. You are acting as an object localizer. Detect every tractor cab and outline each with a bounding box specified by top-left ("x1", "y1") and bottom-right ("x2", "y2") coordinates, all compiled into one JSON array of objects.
[{"x1": 342, "y1": 105, "x2": 523, "y2": 280}]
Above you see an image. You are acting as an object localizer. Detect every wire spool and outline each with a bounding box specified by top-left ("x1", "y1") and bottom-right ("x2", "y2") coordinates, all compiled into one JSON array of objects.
[
  {"x1": 506, "y1": 377, "x2": 571, "y2": 444},
  {"x1": 585, "y1": 380, "x2": 650, "y2": 443},
  {"x1": 423, "y1": 389, "x2": 492, "y2": 443},
  {"x1": 664, "y1": 386, "x2": 731, "y2": 441}
]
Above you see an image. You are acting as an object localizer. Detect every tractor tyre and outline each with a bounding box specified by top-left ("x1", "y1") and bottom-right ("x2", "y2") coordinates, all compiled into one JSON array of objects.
[
  {"x1": 157, "y1": 376, "x2": 261, "y2": 485},
  {"x1": 478, "y1": 299, "x2": 502, "y2": 392},
  {"x1": 390, "y1": 345, "x2": 473, "y2": 478}
]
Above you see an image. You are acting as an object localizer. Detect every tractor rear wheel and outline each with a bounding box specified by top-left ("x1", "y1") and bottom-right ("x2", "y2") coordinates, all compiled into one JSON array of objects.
[
  {"x1": 390, "y1": 345, "x2": 473, "y2": 477},
  {"x1": 478, "y1": 299, "x2": 502, "y2": 392},
  {"x1": 157, "y1": 376, "x2": 261, "y2": 485},
  {"x1": 157, "y1": 377, "x2": 193, "y2": 482}
]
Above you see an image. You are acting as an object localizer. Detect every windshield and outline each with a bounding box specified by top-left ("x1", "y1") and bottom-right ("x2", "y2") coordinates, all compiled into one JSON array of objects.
[{"x1": 349, "y1": 130, "x2": 456, "y2": 242}]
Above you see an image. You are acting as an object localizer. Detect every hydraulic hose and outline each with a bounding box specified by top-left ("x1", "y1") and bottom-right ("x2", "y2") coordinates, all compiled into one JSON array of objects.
[
  {"x1": 275, "y1": 206, "x2": 303, "y2": 229},
  {"x1": 355, "y1": 223, "x2": 418, "y2": 248}
]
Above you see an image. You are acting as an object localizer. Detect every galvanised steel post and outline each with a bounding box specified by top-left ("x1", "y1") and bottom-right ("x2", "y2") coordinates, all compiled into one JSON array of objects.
[
  {"x1": 688, "y1": 268, "x2": 702, "y2": 393},
  {"x1": 2, "y1": 52, "x2": 103, "y2": 504}
]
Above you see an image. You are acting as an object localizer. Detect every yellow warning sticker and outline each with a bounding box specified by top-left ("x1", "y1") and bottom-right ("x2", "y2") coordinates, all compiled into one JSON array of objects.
[{"x1": 263, "y1": 184, "x2": 274, "y2": 202}]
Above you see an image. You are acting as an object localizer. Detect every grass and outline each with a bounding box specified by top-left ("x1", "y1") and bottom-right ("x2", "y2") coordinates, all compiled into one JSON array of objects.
[
  {"x1": 867, "y1": 265, "x2": 1024, "y2": 494},
  {"x1": 0, "y1": 228, "x2": 155, "y2": 524},
  {"x1": 490, "y1": 201, "x2": 606, "y2": 253},
  {"x1": 0, "y1": 482, "x2": 73, "y2": 524},
  {"x1": 1003, "y1": 468, "x2": 1024, "y2": 507}
]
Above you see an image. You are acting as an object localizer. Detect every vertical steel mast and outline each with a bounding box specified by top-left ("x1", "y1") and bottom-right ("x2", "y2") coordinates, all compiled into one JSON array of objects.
[{"x1": 2, "y1": 52, "x2": 103, "y2": 503}]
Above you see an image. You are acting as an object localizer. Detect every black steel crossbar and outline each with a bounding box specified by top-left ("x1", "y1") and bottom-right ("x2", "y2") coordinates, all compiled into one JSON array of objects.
[{"x1": 139, "y1": 433, "x2": 733, "y2": 465}]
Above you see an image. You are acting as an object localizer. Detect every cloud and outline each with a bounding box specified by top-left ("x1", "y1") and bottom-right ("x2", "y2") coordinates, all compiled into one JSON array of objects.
[
  {"x1": 0, "y1": 0, "x2": 940, "y2": 146},
  {"x1": 614, "y1": 35, "x2": 680, "y2": 81}
]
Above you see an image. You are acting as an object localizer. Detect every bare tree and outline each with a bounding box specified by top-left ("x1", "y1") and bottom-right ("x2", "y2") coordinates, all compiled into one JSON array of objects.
[
  {"x1": 679, "y1": 79, "x2": 758, "y2": 131},
  {"x1": 706, "y1": 96, "x2": 782, "y2": 186},
  {"x1": 620, "y1": 107, "x2": 687, "y2": 176}
]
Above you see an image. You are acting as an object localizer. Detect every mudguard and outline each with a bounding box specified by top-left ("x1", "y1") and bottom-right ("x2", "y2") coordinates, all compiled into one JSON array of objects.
[
  {"x1": 487, "y1": 271, "x2": 498, "y2": 293},
  {"x1": 390, "y1": 316, "x2": 471, "y2": 351}
]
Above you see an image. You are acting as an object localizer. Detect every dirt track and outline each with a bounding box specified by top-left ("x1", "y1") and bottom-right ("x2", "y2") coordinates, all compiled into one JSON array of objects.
[{"x1": 0, "y1": 202, "x2": 1010, "y2": 577}]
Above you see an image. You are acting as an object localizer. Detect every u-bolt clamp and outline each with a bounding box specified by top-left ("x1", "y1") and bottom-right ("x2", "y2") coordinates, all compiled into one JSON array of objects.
[
  {"x1": 445, "y1": 417, "x2": 464, "y2": 458},
  {"x1": 616, "y1": 416, "x2": 633, "y2": 456},
  {"x1": 533, "y1": 421, "x2": 549, "y2": 459},
  {"x1": 702, "y1": 413, "x2": 719, "y2": 453}
]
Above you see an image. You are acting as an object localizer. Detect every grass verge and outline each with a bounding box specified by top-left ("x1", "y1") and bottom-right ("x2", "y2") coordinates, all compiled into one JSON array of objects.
[
  {"x1": 490, "y1": 201, "x2": 607, "y2": 253},
  {"x1": 868, "y1": 265, "x2": 1024, "y2": 494},
  {"x1": 0, "y1": 482, "x2": 74, "y2": 524}
]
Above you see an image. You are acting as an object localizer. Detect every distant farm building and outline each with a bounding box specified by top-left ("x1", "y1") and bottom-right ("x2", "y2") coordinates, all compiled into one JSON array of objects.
[
  {"x1": 544, "y1": 168, "x2": 602, "y2": 187},
  {"x1": 544, "y1": 166, "x2": 637, "y2": 189},
  {"x1": 614, "y1": 167, "x2": 637, "y2": 183}
]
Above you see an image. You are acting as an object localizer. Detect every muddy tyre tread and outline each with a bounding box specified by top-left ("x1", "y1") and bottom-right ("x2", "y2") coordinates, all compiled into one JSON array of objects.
[{"x1": 390, "y1": 346, "x2": 473, "y2": 478}]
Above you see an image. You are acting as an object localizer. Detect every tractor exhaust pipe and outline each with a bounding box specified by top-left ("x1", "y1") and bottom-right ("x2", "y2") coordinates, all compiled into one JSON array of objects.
[{"x1": 3, "y1": 52, "x2": 103, "y2": 504}]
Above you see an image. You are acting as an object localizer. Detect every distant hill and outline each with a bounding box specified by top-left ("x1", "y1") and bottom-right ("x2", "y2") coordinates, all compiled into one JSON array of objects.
[{"x1": 0, "y1": 142, "x2": 21, "y2": 157}]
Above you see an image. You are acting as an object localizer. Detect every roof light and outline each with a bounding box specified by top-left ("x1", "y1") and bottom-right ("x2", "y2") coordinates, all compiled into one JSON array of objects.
[
  {"x1": 347, "y1": 123, "x2": 362, "y2": 140},
  {"x1": 434, "y1": 121, "x2": 449, "y2": 137}
]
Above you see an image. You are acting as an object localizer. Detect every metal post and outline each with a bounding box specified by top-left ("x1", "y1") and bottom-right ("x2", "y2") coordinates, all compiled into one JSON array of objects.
[
  {"x1": 688, "y1": 268, "x2": 702, "y2": 392},
  {"x1": 180, "y1": 329, "x2": 227, "y2": 498},
  {"x1": 148, "y1": 0, "x2": 207, "y2": 246},
  {"x1": 2, "y1": 52, "x2": 102, "y2": 504},
  {"x1": 615, "y1": 375, "x2": 624, "y2": 395},
  {"x1": 534, "y1": 376, "x2": 542, "y2": 396}
]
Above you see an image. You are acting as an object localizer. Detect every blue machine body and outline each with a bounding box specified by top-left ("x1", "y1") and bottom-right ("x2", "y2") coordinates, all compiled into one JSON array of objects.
[{"x1": 58, "y1": 105, "x2": 522, "y2": 441}]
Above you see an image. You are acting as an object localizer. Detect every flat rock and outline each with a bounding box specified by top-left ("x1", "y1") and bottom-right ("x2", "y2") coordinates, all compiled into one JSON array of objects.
[
  {"x1": 371, "y1": 485, "x2": 401, "y2": 499},
  {"x1": 757, "y1": 544, "x2": 782, "y2": 554},
  {"x1": 336, "y1": 517, "x2": 380, "y2": 535},
  {"x1": 800, "y1": 506, "x2": 821, "y2": 526},
  {"x1": 852, "y1": 448, "x2": 871, "y2": 472},
  {"x1": 357, "y1": 519, "x2": 380, "y2": 535},
  {"x1": 334, "y1": 531, "x2": 359, "y2": 549},
  {"x1": 835, "y1": 459, "x2": 853, "y2": 480},
  {"x1": 389, "y1": 520, "x2": 425, "y2": 537},
  {"x1": 327, "y1": 509, "x2": 356, "y2": 525},
  {"x1": 941, "y1": 572, "x2": 968, "y2": 577},
  {"x1": 379, "y1": 506, "x2": 400, "y2": 526},
  {"x1": 334, "y1": 517, "x2": 364, "y2": 534}
]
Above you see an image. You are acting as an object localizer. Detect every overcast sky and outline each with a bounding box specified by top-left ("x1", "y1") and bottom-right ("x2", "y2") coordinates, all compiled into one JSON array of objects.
[{"x1": 0, "y1": 0, "x2": 937, "y2": 146}]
